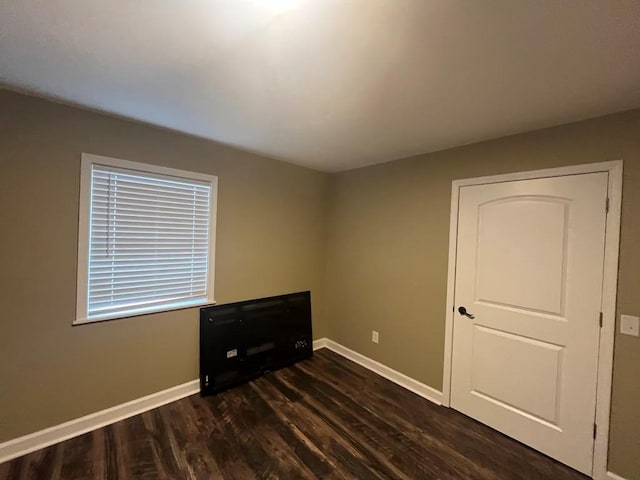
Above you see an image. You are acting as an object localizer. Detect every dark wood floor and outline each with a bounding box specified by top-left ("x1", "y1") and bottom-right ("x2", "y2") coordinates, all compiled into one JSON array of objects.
[{"x1": 0, "y1": 348, "x2": 587, "y2": 480}]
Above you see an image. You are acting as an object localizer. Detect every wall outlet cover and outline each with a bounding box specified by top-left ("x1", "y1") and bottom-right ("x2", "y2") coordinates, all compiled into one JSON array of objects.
[
  {"x1": 372, "y1": 331, "x2": 379, "y2": 343},
  {"x1": 620, "y1": 315, "x2": 640, "y2": 337}
]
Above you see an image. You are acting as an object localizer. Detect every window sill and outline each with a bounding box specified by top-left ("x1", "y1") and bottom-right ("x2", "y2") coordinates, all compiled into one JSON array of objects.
[{"x1": 73, "y1": 298, "x2": 217, "y2": 325}]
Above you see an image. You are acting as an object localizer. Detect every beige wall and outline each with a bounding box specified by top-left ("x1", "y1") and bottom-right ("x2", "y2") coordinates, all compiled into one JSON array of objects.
[
  {"x1": 325, "y1": 109, "x2": 640, "y2": 478},
  {"x1": 2, "y1": 88, "x2": 639, "y2": 478},
  {"x1": 0, "y1": 89, "x2": 329, "y2": 443}
]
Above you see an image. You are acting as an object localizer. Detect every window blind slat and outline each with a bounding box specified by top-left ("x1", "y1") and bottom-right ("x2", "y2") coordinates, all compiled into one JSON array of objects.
[
  {"x1": 89, "y1": 279, "x2": 208, "y2": 296},
  {"x1": 92, "y1": 189, "x2": 209, "y2": 206},
  {"x1": 89, "y1": 260, "x2": 208, "y2": 270},
  {"x1": 91, "y1": 203, "x2": 209, "y2": 217},
  {"x1": 89, "y1": 293, "x2": 206, "y2": 314},
  {"x1": 91, "y1": 217, "x2": 209, "y2": 227},
  {"x1": 90, "y1": 253, "x2": 208, "y2": 261},
  {"x1": 90, "y1": 246, "x2": 208, "y2": 252},
  {"x1": 91, "y1": 231, "x2": 208, "y2": 239},
  {"x1": 90, "y1": 225, "x2": 209, "y2": 234},
  {"x1": 93, "y1": 178, "x2": 209, "y2": 197},
  {"x1": 90, "y1": 272, "x2": 207, "y2": 287},
  {"x1": 93, "y1": 169, "x2": 209, "y2": 189},
  {"x1": 90, "y1": 267, "x2": 207, "y2": 279},
  {"x1": 90, "y1": 241, "x2": 208, "y2": 248},
  {"x1": 90, "y1": 293, "x2": 207, "y2": 312},
  {"x1": 89, "y1": 286, "x2": 207, "y2": 305}
]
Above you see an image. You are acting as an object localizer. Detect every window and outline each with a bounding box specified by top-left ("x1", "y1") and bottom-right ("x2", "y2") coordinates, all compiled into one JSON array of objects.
[{"x1": 75, "y1": 154, "x2": 217, "y2": 324}]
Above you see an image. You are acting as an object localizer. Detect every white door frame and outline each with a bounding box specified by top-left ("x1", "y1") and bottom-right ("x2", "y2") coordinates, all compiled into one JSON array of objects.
[{"x1": 442, "y1": 160, "x2": 623, "y2": 480}]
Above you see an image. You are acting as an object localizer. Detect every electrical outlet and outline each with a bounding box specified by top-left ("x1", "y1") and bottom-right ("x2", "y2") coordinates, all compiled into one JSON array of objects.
[
  {"x1": 620, "y1": 315, "x2": 640, "y2": 337},
  {"x1": 372, "y1": 331, "x2": 379, "y2": 343}
]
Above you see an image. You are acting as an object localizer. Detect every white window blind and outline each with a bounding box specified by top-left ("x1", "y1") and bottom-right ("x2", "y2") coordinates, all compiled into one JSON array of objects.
[{"x1": 76, "y1": 155, "x2": 217, "y2": 323}]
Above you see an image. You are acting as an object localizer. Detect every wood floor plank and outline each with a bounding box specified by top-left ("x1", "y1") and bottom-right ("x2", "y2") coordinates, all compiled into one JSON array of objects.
[
  {"x1": 121, "y1": 414, "x2": 158, "y2": 480},
  {"x1": 59, "y1": 432, "x2": 94, "y2": 479},
  {"x1": 248, "y1": 381, "x2": 343, "y2": 479},
  {"x1": 103, "y1": 424, "x2": 123, "y2": 480},
  {"x1": 0, "y1": 348, "x2": 588, "y2": 480},
  {"x1": 91, "y1": 428, "x2": 106, "y2": 480}
]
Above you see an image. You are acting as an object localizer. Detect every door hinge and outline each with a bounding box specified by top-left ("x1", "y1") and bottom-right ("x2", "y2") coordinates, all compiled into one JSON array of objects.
[
  {"x1": 599, "y1": 312, "x2": 603, "y2": 328},
  {"x1": 606, "y1": 197, "x2": 610, "y2": 213},
  {"x1": 593, "y1": 423, "x2": 597, "y2": 439}
]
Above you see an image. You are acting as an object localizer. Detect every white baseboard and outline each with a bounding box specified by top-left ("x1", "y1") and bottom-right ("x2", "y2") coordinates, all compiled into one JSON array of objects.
[
  {"x1": 313, "y1": 337, "x2": 328, "y2": 350},
  {"x1": 607, "y1": 471, "x2": 630, "y2": 480},
  {"x1": 0, "y1": 379, "x2": 200, "y2": 465},
  {"x1": 315, "y1": 337, "x2": 443, "y2": 406}
]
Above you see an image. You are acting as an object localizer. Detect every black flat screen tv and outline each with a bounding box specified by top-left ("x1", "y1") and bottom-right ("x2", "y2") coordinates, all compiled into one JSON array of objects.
[{"x1": 199, "y1": 291, "x2": 313, "y2": 395}]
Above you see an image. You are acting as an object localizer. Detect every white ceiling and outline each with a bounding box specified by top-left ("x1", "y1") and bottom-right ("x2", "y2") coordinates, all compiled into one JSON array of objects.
[{"x1": 1, "y1": 1, "x2": 640, "y2": 172}]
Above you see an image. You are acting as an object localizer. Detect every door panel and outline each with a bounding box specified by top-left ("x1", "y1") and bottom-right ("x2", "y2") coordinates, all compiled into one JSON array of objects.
[
  {"x1": 451, "y1": 173, "x2": 608, "y2": 475},
  {"x1": 476, "y1": 197, "x2": 568, "y2": 315},
  {"x1": 471, "y1": 325, "x2": 563, "y2": 426}
]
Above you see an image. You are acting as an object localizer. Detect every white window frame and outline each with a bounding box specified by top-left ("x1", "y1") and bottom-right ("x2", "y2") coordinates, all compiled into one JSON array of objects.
[{"x1": 75, "y1": 153, "x2": 218, "y2": 324}]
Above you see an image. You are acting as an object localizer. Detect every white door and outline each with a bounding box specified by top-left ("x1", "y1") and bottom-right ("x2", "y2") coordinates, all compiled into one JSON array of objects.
[{"x1": 450, "y1": 172, "x2": 608, "y2": 475}]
